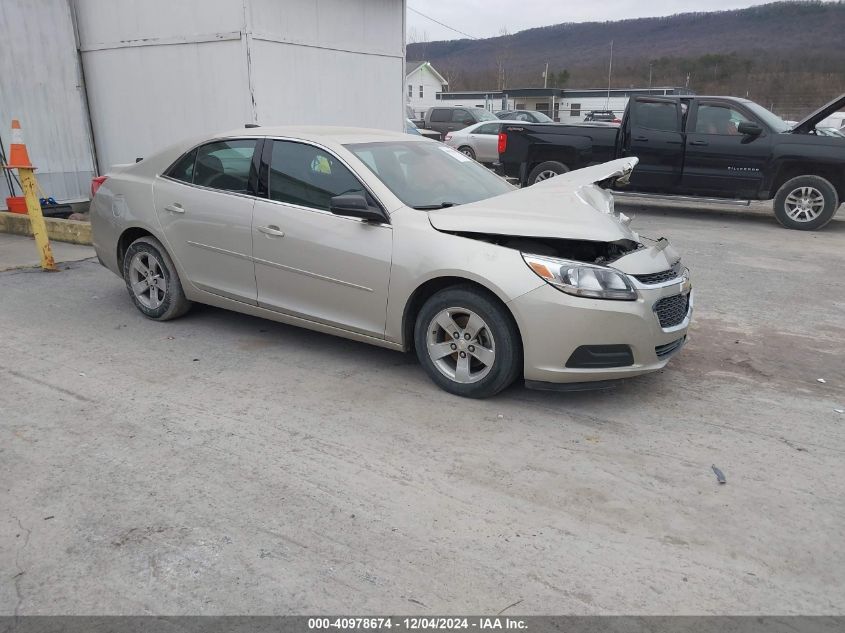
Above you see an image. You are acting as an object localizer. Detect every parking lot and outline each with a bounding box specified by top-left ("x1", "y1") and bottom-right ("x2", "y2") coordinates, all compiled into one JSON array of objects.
[{"x1": 2, "y1": 203, "x2": 844, "y2": 615}]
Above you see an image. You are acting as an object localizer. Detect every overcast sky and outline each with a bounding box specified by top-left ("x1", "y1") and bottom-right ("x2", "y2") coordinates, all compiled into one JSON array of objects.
[{"x1": 407, "y1": 1, "x2": 771, "y2": 42}]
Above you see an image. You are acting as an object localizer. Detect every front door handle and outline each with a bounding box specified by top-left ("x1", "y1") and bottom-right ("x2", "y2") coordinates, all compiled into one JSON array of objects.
[
  {"x1": 634, "y1": 136, "x2": 649, "y2": 141},
  {"x1": 164, "y1": 203, "x2": 185, "y2": 214},
  {"x1": 689, "y1": 140, "x2": 709, "y2": 146},
  {"x1": 258, "y1": 225, "x2": 285, "y2": 237}
]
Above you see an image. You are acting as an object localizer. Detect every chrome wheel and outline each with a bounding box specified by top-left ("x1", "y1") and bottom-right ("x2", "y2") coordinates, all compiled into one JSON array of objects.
[
  {"x1": 534, "y1": 169, "x2": 559, "y2": 182},
  {"x1": 784, "y1": 186, "x2": 825, "y2": 222},
  {"x1": 128, "y1": 251, "x2": 166, "y2": 310},
  {"x1": 426, "y1": 307, "x2": 495, "y2": 384}
]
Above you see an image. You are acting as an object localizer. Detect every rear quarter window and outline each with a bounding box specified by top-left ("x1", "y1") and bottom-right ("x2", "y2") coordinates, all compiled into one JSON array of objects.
[
  {"x1": 430, "y1": 109, "x2": 451, "y2": 123},
  {"x1": 166, "y1": 148, "x2": 198, "y2": 183}
]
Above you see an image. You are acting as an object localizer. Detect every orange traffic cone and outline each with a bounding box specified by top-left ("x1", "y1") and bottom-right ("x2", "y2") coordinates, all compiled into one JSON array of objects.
[{"x1": 4, "y1": 119, "x2": 35, "y2": 170}]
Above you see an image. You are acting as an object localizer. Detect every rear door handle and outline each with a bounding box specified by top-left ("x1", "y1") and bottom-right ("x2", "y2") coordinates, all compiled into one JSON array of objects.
[
  {"x1": 634, "y1": 136, "x2": 649, "y2": 141},
  {"x1": 689, "y1": 140, "x2": 709, "y2": 146},
  {"x1": 164, "y1": 203, "x2": 185, "y2": 214},
  {"x1": 258, "y1": 225, "x2": 285, "y2": 237}
]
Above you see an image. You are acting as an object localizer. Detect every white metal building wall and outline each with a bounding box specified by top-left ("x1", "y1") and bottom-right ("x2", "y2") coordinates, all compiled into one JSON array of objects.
[
  {"x1": 72, "y1": 0, "x2": 406, "y2": 172},
  {"x1": 0, "y1": 0, "x2": 96, "y2": 204}
]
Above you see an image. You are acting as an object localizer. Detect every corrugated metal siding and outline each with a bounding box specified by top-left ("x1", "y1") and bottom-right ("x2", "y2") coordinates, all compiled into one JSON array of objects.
[
  {"x1": 74, "y1": 0, "x2": 405, "y2": 171},
  {"x1": 0, "y1": 0, "x2": 96, "y2": 203}
]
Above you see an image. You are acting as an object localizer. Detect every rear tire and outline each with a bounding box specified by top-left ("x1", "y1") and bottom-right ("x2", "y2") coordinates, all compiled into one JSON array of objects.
[
  {"x1": 122, "y1": 236, "x2": 192, "y2": 321},
  {"x1": 457, "y1": 145, "x2": 476, "y2": 160},
  {"x1": 528, "y1": 161, "x2": 569, "y2": 185},
  {"x1": 414, "y1": 286, "x2": 522, "y2": 398},
  {"x1": 773, "y1": 175, "x2": 839, "y2": 231}
]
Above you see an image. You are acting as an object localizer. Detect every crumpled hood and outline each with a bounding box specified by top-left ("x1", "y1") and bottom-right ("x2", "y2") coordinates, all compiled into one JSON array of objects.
[
  {"x1": 791, "y1": 92, "x2": 845, "y2": 134},
  {"x1": 428, "y1": 157, "x2": 639, "y2": 242}
]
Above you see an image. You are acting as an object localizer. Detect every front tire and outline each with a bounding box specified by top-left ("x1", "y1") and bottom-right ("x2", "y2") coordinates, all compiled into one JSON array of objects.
[
  {"x1": 122, "y1": 236, "x2": 192, "y2": 320},
  {"x1": 527, "y1": 161, "x2": 569, "y2": 185},
  {"x1": 414, "y1": 286, "x2": 522, "y2": 398},
  {"x1": 773, "y1": 175, "x2": 839, "y2": 230}
]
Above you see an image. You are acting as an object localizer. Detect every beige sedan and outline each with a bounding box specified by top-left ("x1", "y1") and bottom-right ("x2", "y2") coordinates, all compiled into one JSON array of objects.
[{"x1": 90, "y1": 127, "x2": 691, "y2": 398}]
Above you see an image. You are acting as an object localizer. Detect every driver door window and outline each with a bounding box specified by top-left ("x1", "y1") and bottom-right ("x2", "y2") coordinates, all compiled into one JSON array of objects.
[
  {"x1": 451, "y1": 109, "x2": 470, "y2": 123},
  {"x1": 268, "y1": 141, "x2": 365, "y2": 211},
  {"x1": 694, "y1": 104, "x2": 751, "y2": 135},
  {"x1": 193, "y1": 140, "x2": 258, "y2": 193}
]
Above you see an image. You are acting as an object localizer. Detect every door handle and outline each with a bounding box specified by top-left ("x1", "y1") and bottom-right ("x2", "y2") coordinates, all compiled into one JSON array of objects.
[
  {"x1": 164, "y1": 203, "x2": 185, "y2": 214},
  {"x1": 258, "y1": 225, "x2": 285, "y2": 237},
  {"x1": 689, "y1": 140, "x2": 709, "y2": 146},
  {"x1": 634, "y1": 136, "x2": 649, "y2": 141}
]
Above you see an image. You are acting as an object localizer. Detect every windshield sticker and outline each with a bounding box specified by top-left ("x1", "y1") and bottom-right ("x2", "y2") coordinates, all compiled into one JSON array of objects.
[{"x1": 439, "y1": 146, "x2": 472, "y2": 162}]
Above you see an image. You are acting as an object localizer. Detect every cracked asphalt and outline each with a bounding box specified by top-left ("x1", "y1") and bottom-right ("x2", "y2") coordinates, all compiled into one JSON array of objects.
[{"x1": 1, "y1": 203, "x2": 844, "y2": 614}]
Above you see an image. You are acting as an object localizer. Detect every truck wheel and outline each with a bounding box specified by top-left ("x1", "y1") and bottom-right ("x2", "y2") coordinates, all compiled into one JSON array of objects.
[
  {"x1": 773, "y1": 175, "x2": 839, "y2": 231},
  {"x1": 528, "y1": 161, "x2": 569, "y2": 185}
]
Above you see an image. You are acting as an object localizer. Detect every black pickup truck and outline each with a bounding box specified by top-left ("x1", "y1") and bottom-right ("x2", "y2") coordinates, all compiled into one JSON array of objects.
[{"x1": 497, "y1": 93, "x2": 845, "y2": 230}]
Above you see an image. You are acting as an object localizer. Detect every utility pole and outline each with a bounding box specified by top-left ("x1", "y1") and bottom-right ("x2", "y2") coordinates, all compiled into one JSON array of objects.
[
  {"x1": 605, "y1": 40, "x2": 613, "y2": 108},
  {"x1": 648, "y1": 62, "x2": 653, "y2": 89},
  {"x1": 543, "y1": 61, "x2": 549, "y2": 89}
]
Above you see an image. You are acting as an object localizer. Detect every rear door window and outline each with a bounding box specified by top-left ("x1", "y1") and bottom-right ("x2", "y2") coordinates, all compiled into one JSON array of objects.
[
  {"x1": 474, "y1": 123, "x2": 499, "y2": 135},
  {"x1": 268, "y1": 141, "x2": 366, "y2": 211},
  {"x1": 633, "y1": 101, "x2": 680, "y2": 132},
  {"x1": 193, "y1": 140, "x2": 259, "y2": 193},
  {"x1": 430, "y1": 109, "x2": 451, "y2": 123}
]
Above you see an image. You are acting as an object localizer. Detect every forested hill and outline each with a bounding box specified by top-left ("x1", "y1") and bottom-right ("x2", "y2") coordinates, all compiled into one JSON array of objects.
[{"x1": 406, "y1": 1, "x2": 845, "y2": 118}]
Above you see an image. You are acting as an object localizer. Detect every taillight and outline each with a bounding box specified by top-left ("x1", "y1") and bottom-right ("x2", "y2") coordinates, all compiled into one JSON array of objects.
[
  {"x1": 91, "y1": 176, "x2": 108, "y2": 197},
  {"x1": 497, "y1": 132, "x2": 507, "y2": 154},
  {"x1": 444, "y1": 132, "x2": 453, "y2": 141}
]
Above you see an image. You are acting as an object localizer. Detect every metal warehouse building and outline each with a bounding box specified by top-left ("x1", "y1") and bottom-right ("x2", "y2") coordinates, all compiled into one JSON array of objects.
[{"x1": 0, "y1": 0, "x2": 406, "y2": 205}]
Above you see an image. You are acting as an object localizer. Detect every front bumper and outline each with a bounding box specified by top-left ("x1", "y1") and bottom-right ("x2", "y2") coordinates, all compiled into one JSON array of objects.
[{"x1": 507, "y1": 281, "x2": 692, "y2": 384}]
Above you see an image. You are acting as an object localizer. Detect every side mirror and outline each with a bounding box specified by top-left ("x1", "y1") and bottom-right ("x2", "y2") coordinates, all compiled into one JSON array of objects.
[
  {"x1": 737, "y1": 121, "x2": 763, "y2": 136},
  {"x1": 329, "y1": 193, "x2": 385, "y2": 222},
  {"x1": 463, "y1": 119, "x2": 474, "y2": 126}
]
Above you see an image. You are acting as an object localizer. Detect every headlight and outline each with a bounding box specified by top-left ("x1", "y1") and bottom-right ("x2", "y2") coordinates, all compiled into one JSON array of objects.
[{"x1": 522, "y1": 253, "x2": 637, "y2": 301}]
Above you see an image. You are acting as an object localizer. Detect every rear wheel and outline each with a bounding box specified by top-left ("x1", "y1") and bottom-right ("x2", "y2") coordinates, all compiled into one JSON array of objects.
[
  {"x1": 122, "y1": 236, "x2": 192, "y2": 320},
  {"x1": 528, "y1": 161, "x2": 569, "y2": 185},
  {"x1": 414, "y1": 286, "x2": 521, "y2": 398},
  {"x1": 773, "y1": 175, "x2": 839, "y2": 230},
  {"x1": 457, "y1": 145, "x2": 476, "y2": 160}
]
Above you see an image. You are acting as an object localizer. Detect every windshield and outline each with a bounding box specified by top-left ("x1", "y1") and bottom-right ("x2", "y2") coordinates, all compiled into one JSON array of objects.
[
  {"x1": 744, "y1": 102, "x2": 791, "y2": 133},
  {"x1": 533, "y1": 111, "x2": 554, "y2": 122},
  {"x1": 346, "y1": 140, "x2": 514, "y2": 209}
]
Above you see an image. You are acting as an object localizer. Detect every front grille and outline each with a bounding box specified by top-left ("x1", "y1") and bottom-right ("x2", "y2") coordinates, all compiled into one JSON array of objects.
[
  {"x1": 655, "y1": 337, "x2": 686, "y2": 360},
  {"x1": 653, "y1": 294, "x2": 689, "y2": 328},
  {"x1": 634, "y1": 261, "x2": 682, "y2": 285}
]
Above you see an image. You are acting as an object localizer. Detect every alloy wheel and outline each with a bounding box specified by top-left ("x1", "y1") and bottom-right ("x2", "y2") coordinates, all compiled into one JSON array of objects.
[
  {"x1": 129, "y1": 251, "x2": 166, "y2": 310},
  {"x1": 535, "y1": 169, "x2": 560, "y2": 182},
  {"x1": 426, "y1": 307, "x2": 496, "y2": 384},
  {"x1": 784, "y1": 186, "x2": 825, "y2": 222}
]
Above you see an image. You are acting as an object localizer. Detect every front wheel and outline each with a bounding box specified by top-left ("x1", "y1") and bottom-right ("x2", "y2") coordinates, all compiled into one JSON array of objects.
[
  {"x1": 527, "y1": 161, "x2": 569, "y2": 186},
  {"x1": 773, "y1": 175, "x2": 839, "y2": 230},
  {"x1": 414, "y1": 286, "x2": 522, "y2": 398},
  {"x1": 122, "y1": 236, "x2": 192, "y2": 320}
]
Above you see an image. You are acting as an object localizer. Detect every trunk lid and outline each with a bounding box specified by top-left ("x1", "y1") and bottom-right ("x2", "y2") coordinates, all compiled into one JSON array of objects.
[{"x1": 791, "y1": 93, "x2": 845, "y2": 134}]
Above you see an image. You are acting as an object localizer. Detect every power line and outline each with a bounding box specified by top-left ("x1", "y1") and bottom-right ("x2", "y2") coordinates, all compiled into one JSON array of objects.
[{"x1": 407, "y1": 6, "x2": 478, "y2": 40}]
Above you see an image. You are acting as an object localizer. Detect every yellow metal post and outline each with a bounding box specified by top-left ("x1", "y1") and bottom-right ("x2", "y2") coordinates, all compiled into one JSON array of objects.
[
  {"x1": 3, "y1": 119, "x2": 56, "y2": 271},
  {"x1": 17, "y1": 168, "x2": 56, "y2": 271}
]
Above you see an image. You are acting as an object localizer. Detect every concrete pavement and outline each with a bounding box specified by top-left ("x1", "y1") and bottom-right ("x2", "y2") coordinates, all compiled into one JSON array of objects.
[
  {"x1": 1, "y1": 206, "x2": 844, "y2": 615},
  {"x1": 0, "y1": 233, "x2": 95, "y2": 271}
]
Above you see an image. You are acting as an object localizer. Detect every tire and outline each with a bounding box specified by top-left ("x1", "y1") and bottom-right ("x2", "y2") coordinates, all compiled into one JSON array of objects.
[
  {"x1": 122, "y1": 236, "x2": 192, "y2": 321},
  {"x1": 457, "y1": 145, "x2": 476, "y2": 160},
  {"x1": 527, "y1": 161, "x2": 569, "y2": 186},
  {"x1": 773, "y1": 175, "x2": 839, "y2": 231},
  {"x1": 414, "y1": 285, "x2": 522, "y2": 398}
]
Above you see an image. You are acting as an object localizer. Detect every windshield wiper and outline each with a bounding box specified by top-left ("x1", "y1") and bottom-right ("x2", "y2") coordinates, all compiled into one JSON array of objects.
[{"x1": 412, "y1": 202, "x2": 458, "y2": 210}]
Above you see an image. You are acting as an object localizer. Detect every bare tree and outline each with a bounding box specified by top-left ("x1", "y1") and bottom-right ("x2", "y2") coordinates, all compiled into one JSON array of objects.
[
  {"x1": 407, "y1": 27, "x2": 429, "y2": 60},
  {"x1": 494, "y1": 27, "x2": 512, "y2": 91}
]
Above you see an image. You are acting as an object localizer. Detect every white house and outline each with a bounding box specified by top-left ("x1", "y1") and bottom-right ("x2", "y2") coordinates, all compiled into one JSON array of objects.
[
  {"x1": 405, "y1": 61, "x2": 448, "y2": 119},
  {"x1": 1, "y1": 0, "x2": 406, "y2": 205}
]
